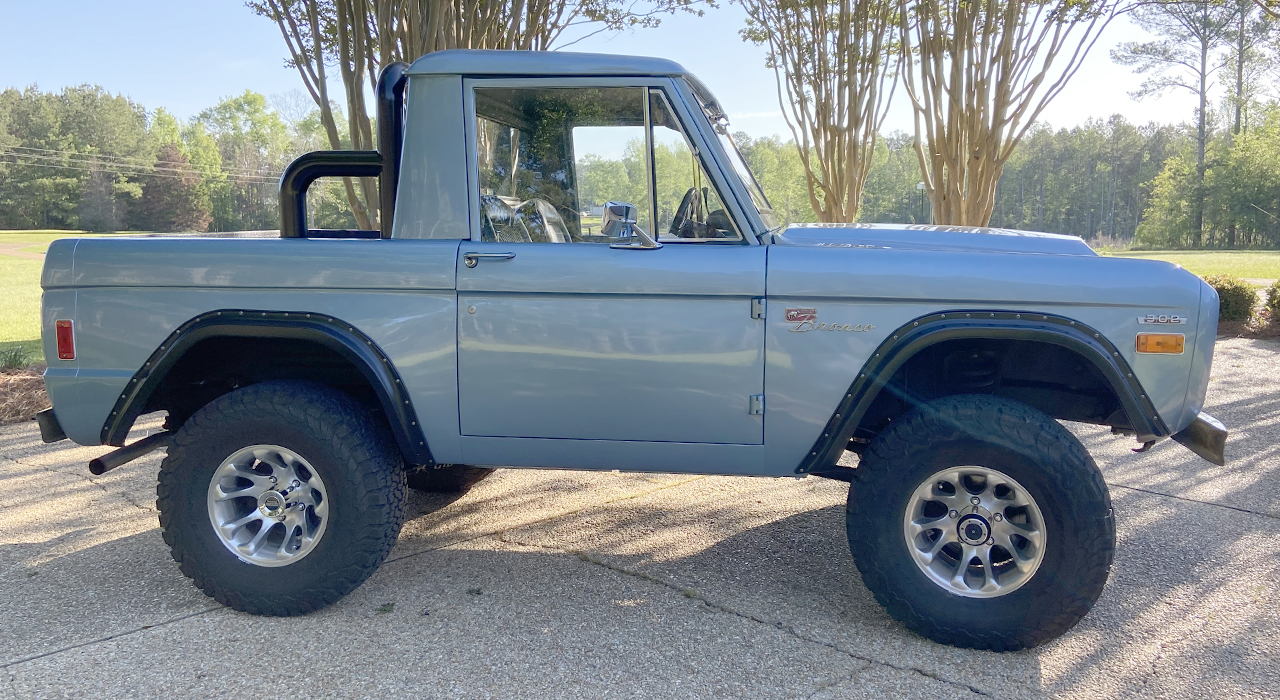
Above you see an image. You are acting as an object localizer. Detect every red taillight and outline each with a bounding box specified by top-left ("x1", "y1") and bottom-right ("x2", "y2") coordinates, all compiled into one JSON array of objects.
[{"x1": 55, "y1": 320, "x2": 75, "y2": 360}]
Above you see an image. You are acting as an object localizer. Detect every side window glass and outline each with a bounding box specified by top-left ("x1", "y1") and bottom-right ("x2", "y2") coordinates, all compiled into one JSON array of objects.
[
  {"x1": 474, "y1": 87, "x2": 652, "y2": 243},
  {"x1": 649, "y1": 90, "x2": 740, "y2": 241}
]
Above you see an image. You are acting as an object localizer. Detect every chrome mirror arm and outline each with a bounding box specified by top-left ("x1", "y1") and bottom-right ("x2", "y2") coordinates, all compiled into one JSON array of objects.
[
  {"x1": 609, "y1": 221, "x2": 662, "y2": 250},
  {"x1": 602, "y1": 200, "x2": 662, "y2": 250}
]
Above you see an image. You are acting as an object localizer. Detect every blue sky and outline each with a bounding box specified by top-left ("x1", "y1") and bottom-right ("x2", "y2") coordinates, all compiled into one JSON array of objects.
[{"x1": 0, "y1": 0, "x2": 1200, "y2": 138}]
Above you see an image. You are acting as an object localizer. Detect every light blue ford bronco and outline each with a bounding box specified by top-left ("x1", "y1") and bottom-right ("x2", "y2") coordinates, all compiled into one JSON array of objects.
[{"x1": 36, "y1": 51, "x2": 1227, "y2": 651}]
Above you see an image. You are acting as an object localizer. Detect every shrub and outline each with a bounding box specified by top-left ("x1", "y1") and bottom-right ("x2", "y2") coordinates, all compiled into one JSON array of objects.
[
  {"x1": 1265, "y1": 280, "x2": 1280, "y2": 325},
  {"x1": 0, "y1": 346, "x2": 30, "y2": 371},
  {"x1": 1203, "y1": 274, "x2": 1257, "y2": 323}
]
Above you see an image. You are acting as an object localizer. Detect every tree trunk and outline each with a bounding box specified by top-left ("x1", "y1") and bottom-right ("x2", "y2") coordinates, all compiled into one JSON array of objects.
[{"x1": 1194, "y1": 22, "x2": 1208, "y2": 248}]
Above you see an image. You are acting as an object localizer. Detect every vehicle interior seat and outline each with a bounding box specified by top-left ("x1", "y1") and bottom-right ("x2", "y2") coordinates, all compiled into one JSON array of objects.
[
  {"x1": 480, "y1": 194, "x2": 532, "y2": 242},
  {"x1": 515, "y1": 198, "x2": 577, "y2": 243}
]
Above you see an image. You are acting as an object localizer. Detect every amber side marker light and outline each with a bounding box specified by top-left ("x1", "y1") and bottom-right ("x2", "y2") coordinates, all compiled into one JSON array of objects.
[
  {"x1": 55, "y1": 320, "x2": 75, "y2": 360},
  {"x1": 1136, "y1": 333, "x2": 1184, "y2": 354}
]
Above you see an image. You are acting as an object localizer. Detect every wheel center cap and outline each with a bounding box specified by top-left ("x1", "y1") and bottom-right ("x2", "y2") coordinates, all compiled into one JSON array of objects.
[
  {"x1": 258, "y1": 491, "x2": 287, "y2": 518},
  {"x1": 956, "y1": 513, "x2": 991, "y2": 545}
]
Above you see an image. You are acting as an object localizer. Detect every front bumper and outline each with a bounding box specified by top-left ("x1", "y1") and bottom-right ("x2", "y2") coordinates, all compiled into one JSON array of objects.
[{"x1": 1172, "y1": 412, "x2": 1227, "y2": 466}]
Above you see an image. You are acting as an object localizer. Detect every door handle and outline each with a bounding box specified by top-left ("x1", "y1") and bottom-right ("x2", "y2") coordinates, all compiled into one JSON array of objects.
[{"x1": 463, "y1": 252, "x2": 516, "y2": 268}]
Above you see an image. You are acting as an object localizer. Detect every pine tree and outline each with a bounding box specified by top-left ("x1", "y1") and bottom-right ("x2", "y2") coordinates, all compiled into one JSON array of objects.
[{"x1": 137, "y1": 143, "x2": 212, "y2": 232}]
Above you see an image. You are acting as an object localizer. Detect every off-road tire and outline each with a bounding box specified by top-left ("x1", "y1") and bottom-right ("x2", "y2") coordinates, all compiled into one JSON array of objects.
[
  {"x1": 157, "y1": 381, "x2": 406, "y2": 615},
  {"x1": 847, "y1": 394, "x2": 1114, "y2": 651},
  {"x1": 406, "y1": 463, "x2": 495, "y2": 493}
]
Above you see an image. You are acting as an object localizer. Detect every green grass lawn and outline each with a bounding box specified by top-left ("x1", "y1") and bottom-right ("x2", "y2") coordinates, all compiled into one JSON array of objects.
[
  {"x1": 0, "y1": 256, "x2": 44, "y2": 360},
  {"x1": 1106, "y1": 250, "x2": 1280, "y2": 281},
  {"x1": 0, "y1": 230, "x2": 107, "y2": 361}
]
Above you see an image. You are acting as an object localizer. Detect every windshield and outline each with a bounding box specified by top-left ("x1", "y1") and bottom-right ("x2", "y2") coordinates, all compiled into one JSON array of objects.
[{"x1": 684, "y1": 79, "x2": 782, "y2": 233}]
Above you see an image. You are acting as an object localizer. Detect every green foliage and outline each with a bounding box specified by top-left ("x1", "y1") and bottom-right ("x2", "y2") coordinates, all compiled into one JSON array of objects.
[
  {"x1": 735, "y1": 133, "x2": 818, "y2": 226},
  {"x1": 0, "y1": 85, "x2": 153, "y2": 230},
  {"x1": 1137, "y1": 106, "x2": 1280, "y2": 249},
  {"x1": 0, "y1": 345, "x2": 29, "y2": 370},
  {"x1": 1135, "y1": 148, "x2": 1200, "y2": 248},
  {"x1": 858, "y1": 132, "x2": 929, "y2": 225},
  {"x1": 993, "y1": 117, "x2": 1182, "y2": 240},
  {"x1": 1203, "y1": 274, "x2": 1257, "y2": 321},
  {"x1": 138, "y1": 143, "x2": 212, "y2": 232},
  {"x1": 1264, "y1": 280, "x2": 1280, "y2": 323},
  {"x1": 196, "y1": 91, "x2": 293, "y2": 232},
  {"x1": 0, "y1": 85, "x2": 308, "y2": 233}
]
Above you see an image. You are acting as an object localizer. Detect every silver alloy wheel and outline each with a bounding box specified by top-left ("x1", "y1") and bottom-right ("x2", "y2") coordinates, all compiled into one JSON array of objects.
[
  {"x1": 903, "y1": 466, "x2": 1046, "y2": 598},
  {"x1": 206, "y1": 445, "x2": 329, "y2": 567}
]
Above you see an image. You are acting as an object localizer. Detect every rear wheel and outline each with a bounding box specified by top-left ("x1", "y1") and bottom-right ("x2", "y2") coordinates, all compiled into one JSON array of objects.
[
  {"x1": 846, "y1": 394, "x2": 1115, "y2": 651},
  {"x1": 157, "y1": 381, "x2": 406, "y2": 615}
]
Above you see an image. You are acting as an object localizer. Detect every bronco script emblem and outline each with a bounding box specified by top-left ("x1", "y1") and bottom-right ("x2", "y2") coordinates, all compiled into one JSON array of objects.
[{"x1": 785, "y1": 308, "x2": 875, "y2": 333}]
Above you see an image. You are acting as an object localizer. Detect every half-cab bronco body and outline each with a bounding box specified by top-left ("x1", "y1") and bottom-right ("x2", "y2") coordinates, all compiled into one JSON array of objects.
[{"x1": 37, "y1": 50, "x2": 1227, "y2": 651}]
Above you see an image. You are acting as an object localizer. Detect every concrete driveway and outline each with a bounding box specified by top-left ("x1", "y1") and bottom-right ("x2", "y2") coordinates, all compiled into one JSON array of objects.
[{"x1": 2, "y1": 337, "x2": 1277, "y2": 699}]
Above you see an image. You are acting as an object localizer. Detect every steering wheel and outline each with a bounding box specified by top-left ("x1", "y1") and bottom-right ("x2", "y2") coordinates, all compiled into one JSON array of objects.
[{"x1": 670, "y1": 187, "x2": 699, "y2": 237}]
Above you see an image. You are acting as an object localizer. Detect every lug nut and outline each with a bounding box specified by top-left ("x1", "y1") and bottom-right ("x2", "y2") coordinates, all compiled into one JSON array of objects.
[
  {"x1": 949, "y1": 510, "x2": 959, "y2": 519},
  {"x1": 993, "y1": 513, "x2": 1003, "y2": 522},
  {"x1": 985, "y1": 537, "x2": 994, "y2": 546},
  {"x1": 970, "y1": 497, "x2": 981, "y2": 505}
]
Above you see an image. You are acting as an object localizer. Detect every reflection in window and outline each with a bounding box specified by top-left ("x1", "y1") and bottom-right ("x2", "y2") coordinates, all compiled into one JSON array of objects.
[
  {"x1": 472, "y1": 86, "x2": 741, "y2": 244},
  {"x1": 474, "y1": 87, "x2": 651, "y2": 243},
  {"x1": 649, "y1": 89, "x2": 739, "y2": 241}
]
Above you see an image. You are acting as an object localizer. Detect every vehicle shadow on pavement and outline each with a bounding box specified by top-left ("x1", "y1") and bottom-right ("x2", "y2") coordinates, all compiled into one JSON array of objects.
[{"x1": 2, "y1": 460, "x2": 1277, "y2": 698}]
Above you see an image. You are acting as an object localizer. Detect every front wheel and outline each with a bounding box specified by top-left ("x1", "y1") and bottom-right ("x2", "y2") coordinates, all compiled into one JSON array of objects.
[
  {"x1": 847, "y1": 395, "x2": 1115, "y2": 651},
  {"x1": 157, "y1": 381, "x2": 406, "y2": 616}
]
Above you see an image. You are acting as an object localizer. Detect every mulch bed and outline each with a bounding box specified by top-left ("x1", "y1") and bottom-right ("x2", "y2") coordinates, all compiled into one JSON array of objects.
[{"x1": 0, "y1": 365, "x2": 50, "y2": 426}]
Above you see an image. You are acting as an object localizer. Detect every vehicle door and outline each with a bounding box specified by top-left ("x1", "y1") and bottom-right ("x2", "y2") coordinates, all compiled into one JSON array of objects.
[{"x1": 456, "y1": 79, "x2": 766, "y2": 467}]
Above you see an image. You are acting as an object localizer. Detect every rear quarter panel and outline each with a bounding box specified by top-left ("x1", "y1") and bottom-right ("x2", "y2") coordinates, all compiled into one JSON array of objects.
[{"x1": 43, "y1": 238, "x2": 464, "y2": 459}]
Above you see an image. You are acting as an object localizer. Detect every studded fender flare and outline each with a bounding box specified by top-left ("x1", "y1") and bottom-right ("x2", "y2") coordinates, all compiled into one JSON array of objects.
[
  {"x1": 99, "y1": 309, "x2": 433, "y2": 465},
  {"x1": 795, "y1": 310, "x2": 1170, "y2": 474}
]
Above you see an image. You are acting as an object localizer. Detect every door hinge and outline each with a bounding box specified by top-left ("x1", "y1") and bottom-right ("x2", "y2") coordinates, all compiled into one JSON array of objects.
[
  {"x1": 751, "y1": 297, "x2": 766, "y2": 319},
  {"x1": 749, "y1": 394, "x2": 765, "y2": 415}
]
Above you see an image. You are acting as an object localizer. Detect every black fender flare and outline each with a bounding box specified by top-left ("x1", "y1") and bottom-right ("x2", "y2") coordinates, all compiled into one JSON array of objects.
[
  {"x1": 100, "y1": 309, "x2": 433, "y2": 465},
  {"x1": 796, "y1": 310, "x2": 1169, "y2": 474}
]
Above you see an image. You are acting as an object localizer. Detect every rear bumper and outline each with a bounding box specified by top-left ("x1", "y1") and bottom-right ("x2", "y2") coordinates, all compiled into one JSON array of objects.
[{"x1": 1172, "y1": 412, "x2": 1227, "y2": 466}]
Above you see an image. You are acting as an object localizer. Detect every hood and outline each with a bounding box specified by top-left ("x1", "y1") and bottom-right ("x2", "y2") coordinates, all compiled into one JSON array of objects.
[{"x1": 772, "y1": 223, "x2": 1097, "y2": 257}]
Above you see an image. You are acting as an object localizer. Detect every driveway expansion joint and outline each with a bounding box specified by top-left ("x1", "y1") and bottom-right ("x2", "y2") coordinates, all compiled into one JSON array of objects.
[
  {"x1": 1109, "y1": 482, "x2": 1279, "y2": 520},
  {"x1": 0, "y1": 606, "x2": 222, "y2": 670},
  {"x1": 505, "y1": 536, "x2": 991, "y2": 697}
]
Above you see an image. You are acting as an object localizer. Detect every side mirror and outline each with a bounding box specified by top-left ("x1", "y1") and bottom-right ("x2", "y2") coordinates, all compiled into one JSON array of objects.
[{"x1": 602, "y1": 201, "x2": 662, "y2": 250}]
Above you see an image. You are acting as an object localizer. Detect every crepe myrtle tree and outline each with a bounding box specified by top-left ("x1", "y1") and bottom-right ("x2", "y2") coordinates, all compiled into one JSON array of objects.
[
  {"x1": 899, "y1": 0, "x2": 1120, "y2": 226},
  {"x1": 739, "y1": 0, "x2": 900, "y2": 223},
  {"x1": 250, "y1": 0, "x2": 708, "y2": 231}
]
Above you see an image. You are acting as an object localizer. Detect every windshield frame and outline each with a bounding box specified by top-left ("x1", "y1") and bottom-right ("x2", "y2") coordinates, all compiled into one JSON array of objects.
[{"x1": 682, "y1": 77, "x2": 782, "y2": 234}]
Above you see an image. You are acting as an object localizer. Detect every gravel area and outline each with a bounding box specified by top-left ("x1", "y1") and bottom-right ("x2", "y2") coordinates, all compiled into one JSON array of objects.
[{"x1": 0, "y1": 337, "x2": 1276, "y2": 699}]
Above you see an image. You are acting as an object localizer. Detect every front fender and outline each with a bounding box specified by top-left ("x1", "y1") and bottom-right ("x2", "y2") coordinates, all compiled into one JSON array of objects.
[{"x1": 792, "y1": 310, "x2": 1170, "y2": 474}]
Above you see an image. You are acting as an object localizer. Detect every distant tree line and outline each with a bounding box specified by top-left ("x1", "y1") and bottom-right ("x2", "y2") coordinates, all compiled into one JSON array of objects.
[{"x1": 0, "y1": 85, "x2": 359, "y2": 232}]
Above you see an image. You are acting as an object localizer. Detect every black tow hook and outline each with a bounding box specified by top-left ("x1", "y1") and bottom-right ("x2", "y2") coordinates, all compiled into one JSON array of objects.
[{"x1": 89, "y1": 431, "x2": 175, "y2": 475}]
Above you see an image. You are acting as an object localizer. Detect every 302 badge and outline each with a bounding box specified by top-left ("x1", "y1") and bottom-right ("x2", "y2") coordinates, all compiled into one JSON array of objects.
[{"x1": 1137, "y1": 314, "x2": 1186, "y2": 325}]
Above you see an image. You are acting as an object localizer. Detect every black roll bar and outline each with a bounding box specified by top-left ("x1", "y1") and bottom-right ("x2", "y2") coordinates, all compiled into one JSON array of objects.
[
  {"x1": 377, "y1": 61, "x2": 409, "y2": 238},
  {"x1": 278, "y1": 61, "x2": 410, "y2": 239}
]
